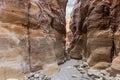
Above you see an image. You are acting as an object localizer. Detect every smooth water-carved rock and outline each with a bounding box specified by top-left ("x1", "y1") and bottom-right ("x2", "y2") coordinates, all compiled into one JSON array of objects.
[
  {"x1": 110, "y1": 56, "x2": 120, "y2": 76},
  {"x1": 0, "y1": 0, "x2": 29, "y2": 25},
  {"x1": 90, "y1": 62, "x2": 111, "y2": 70},
  {"x1": 0, "y1": 0, "x2": 68, "y2": 79},
  {"x1": 85, "y1": 0, "x2": 112, "y2": 66},
  {"x1": 112, "y1": 0, "x2": 120, "y2": 57},
  {"x1": 68, "y1": 0, "x2": 89, "y2": 60},
  {"x1": 0, "y1": 23, "x2": 29, "y2": 79},
  {"x1": 68, "y1": 0, "x2": 120, "y2": 76},
  {"x1": 110, "y1": 0, "x2": 120, "y2": 75}
]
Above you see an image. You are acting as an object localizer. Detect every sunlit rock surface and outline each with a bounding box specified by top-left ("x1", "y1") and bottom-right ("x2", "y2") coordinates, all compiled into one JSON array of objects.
[
  {"x1": 0, "y1": 0, "x2": 68, "y2": 79},
  {"x1": 0, "y1": 22, "x2": 29, "y2": 80}
]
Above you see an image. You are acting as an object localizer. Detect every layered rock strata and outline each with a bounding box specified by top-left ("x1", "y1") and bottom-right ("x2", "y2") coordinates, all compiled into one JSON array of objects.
[
  {"x1": 68, "y1": 0, "x2": 120, "y2": 76},
  {"x1": 0, "y1": 0, "x2": 68, "y2": 79}
]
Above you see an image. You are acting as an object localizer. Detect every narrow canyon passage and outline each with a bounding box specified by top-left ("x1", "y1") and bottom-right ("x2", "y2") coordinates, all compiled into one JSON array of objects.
[{"x1": 0, "y1": 0, "x2": 120, "y2": 80}]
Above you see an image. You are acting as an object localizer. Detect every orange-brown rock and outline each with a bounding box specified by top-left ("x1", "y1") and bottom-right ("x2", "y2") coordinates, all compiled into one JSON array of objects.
[
  {"x1": 0, "y1": 0, "x2": 68, "y2": 79},
  {"x1": 110, "y1": 56, "x2": 120, "y2": 76},
  {"x1": 0, "y1": 23, "x2": 29, "y2": 79},
  {"x1": 91, "y1": 62, "x2": 111, "y2": 70},
  {"x1": 110, "y1": 0, "x2": 120, "y2": 76},
  {"x1": 111, "y1": 0, "x2": 120, "y2": 57},
  {"x1": 87, "y1": 47, "x2": 112, "y2": 66},
  {"x1": 69, "y1": 0, "x2": 120, "y2": 76},
  {"x1": 67, "y1": 0, "x2": 89, "y2": 60}
]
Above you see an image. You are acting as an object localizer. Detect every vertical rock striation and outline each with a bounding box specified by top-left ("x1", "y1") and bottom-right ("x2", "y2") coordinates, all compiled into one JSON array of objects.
[
  {"x1": 0, "y1": 0, "x2": 68, "y2": 79},
  {"x1": 69, "y1": 0, "x2": 120, "y2": 76},
  {"x1": 110, "y1": 0, "x2": 120, "y2": 76}
]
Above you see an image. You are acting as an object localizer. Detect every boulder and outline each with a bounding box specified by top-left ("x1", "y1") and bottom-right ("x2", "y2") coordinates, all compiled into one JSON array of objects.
[
  {"x1": 110, "y1": 56, "x2": 120, "y2": 76},
  {"x1": 91, "y1": 62, "x2": 111, "y2": 70},
  {"x1": 87, "y1": 41, "x2": 112, "y2": 66}
]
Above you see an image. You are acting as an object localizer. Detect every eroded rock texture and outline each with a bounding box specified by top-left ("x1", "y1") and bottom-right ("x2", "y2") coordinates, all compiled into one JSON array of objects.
[
  {"x1": 69, "y1": 0, "x2": 120, "y2": 76},
  {"x1": 0, "y1": 23, "x2": 29, "y2": 80},
  {"x1": 0, "y1": 0, "x2": 68, "y2": 79}
]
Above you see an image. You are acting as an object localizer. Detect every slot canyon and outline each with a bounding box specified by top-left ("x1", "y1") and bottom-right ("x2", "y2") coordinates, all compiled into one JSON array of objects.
[{"x1": 0, "y1": 0, "x2": 120, "y2": 80}]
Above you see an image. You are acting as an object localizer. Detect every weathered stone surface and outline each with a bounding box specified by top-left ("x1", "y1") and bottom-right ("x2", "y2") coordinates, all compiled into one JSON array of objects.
[
  {"x1": 67, "y1": 0, "x2": 89, "y2": 60},
  {"x1": 0, "y1": 0, "x2": 28, "y2": 23},
  {"x1": 0, "y1": 0, "x2": 68, "y2": 79},
  {"x1": 85, "y1": 0, "x2": 112, "y2": 66},
  {"x1": 0, "y1": 23, "x2": 29, "y2": 79},
  {"x1": 91, "y1": 62, "x2": 111, "y2": 70},
  {"x1": 87, "y1": 46, "x2": 112, "y2": 66},
  {"x1": 109, "y1": 0, "x2": 120, "y2": 76},
  {"x1": 66, "y1": 30, "x2": 73, "y2": 51},
  {"x1": 112, "y1": 0, "x2": 120, "y2": 57},
  {"x1": 29, "y1": 0, "x2": 67, "y2": 65},
  {"x1": 110, "y1": 56, "x2": 120, "y2": 76},
  {"x1": 70, "y1": 0, "x2": 116, "y2": 66},
  {"x1": 69, "y1": 38, "x2": 83, "y2": 60},
  {"x1": 68, "y1": 0, "x2": 120, "y2": 76}
]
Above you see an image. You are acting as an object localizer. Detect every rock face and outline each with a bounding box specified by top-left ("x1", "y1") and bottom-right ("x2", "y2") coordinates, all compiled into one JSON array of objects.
[
  {"x1": 68, "y1": 0, "x2": 120, "y2": 76},
  {"x1": 110, "y1": 56, "x2": 120, "y2": 76},
  {"x1": 0, "y1": 23, "x2": 29, "y2": 80},
  {"x1": 0, "y1": 0, "x2": 68, "y2": 79},
  {"x1": 67, "y1": 0, "x2": 89, "y2": 60},
  {"x1": 110, "y1": 0, "x2": 120, "y2": 76}
]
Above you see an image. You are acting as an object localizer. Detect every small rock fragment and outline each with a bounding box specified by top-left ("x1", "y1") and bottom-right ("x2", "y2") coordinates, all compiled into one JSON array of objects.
[{"x1": 72, "y1": 74, "x2": 78, "y2": 78}]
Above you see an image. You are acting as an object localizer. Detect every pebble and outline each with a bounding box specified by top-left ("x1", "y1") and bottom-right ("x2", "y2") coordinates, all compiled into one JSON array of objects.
[
  {"x1": 34, "y1": 74, "x2": 39, "y2": 78},
  {"x1": 73, "y1": 64, "x2": 80, "y2": 68},
  {"x1": 102, "y1": 76, "x2": 111, "y2": 80},
  {"x1": 100, "y1": 70, "x2": 108, "y2": 75},
  {"x1": 80, "y1": 75, "x2": 93, "y2": 80},
  {"x1": 24, "y1": 60, "x2": 119, "y2": 80},
  {"x1": 74, "y1": 61, "x2": 112, "y2": 80},
  {"x1": 115, "y1": 74, "x2": 120, "y2": 80},
  {"x1": 82, "y1": 62, "x2": 88, "y2": 67},
  {"x1": 87, "y1": 70, "x2": 101, "y2": 77},
  {"x1": 116, "y1": 74, "x2": 120, "y2": 77},
  {"x1": 24, "y1": 71, "x2": 51, "y2": 80},
  {"x1": 77, "y1": 67, "x2": 84, "y2": 71},
  {"x1": 72, "y1": 75, "x2": 78, "y2": 78}
]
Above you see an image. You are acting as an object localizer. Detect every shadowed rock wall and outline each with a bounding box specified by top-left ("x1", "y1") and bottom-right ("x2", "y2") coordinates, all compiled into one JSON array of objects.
[{"x1": 68, "y1": 0, "x2": 120, "y2": 76}]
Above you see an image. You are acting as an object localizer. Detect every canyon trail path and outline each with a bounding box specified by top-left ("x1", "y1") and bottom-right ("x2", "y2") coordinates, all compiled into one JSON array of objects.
[{"x1": 51, "y1": 59, "x2": 81, "y2": 80}]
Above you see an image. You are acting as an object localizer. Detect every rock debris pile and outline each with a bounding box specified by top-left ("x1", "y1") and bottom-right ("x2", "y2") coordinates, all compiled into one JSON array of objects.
[
  {"x1": 24, "y1": 71, "x2": 51, "y2": 80},
  {"x1": 74, "y1": 60, "x2": 120, "y2": 80},
  {"x1": 25, "y1": 60, "x2": 120, "y2": 80}
]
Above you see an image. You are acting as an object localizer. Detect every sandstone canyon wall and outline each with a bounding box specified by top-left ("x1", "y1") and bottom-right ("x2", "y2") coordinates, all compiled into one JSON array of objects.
[
  {"x1": 68, "y1": 0, "x2": 120, "y2": 76},
  {"x1": 1, "y1": 0, "x2": 120, "y2": 79},
  {"x1": 0, "y1": 0, "x2": 68, "y2": 79}
]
